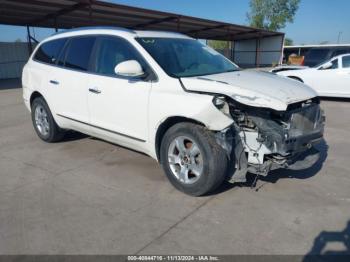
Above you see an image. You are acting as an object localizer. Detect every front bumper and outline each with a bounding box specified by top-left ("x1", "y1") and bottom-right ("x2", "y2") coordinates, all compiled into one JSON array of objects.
[
  {"x1": 277, "y1": 128, "x2": 324, "y2": 154},
  {"x1": 223, "y1": 99, "x2": 326, "y2": 182}
]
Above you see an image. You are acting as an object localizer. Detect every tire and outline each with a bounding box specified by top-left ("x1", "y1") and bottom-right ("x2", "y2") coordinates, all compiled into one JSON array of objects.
[
  {"x1": 160, "y1": 122, "x2": 228, "y2": 196},
  {"x1": 31, "y1": 97, "x2": 65, "y2": 142}
]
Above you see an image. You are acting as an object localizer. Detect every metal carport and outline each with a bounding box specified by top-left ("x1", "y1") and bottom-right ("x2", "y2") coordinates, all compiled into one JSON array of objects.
[{"x1": 0, "y1": 0, "x2": 284, "y2": 69}]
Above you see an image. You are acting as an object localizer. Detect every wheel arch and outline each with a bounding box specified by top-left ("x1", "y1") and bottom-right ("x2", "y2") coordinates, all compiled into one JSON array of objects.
[
  {"x1": 155, "y1": 116, "x2": 205, "y2": 162},
  {"x1": 30, "y1": 91, "x2": 45, "y2": 106}
]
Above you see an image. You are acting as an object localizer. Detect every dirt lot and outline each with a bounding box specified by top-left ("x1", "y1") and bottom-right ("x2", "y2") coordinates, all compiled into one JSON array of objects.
[{"x1": 0, "y1": 79, "x2": 350, "y2": 256}]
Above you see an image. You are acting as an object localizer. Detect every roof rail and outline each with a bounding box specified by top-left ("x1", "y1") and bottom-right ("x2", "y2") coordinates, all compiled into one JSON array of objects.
[{"x1": 52, "y1": 26, "x2": 135, "y2": 36}]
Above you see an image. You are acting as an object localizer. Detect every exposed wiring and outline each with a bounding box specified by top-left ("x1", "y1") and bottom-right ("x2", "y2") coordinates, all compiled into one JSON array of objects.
[{"x1": 239, "y1": 125, "x2": 264, "y2": 188}]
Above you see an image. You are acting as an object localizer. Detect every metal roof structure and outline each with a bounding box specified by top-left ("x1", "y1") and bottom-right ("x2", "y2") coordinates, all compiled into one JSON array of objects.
[{"x1": 0, "y1": 0, "x2": 283, "y2": 41}]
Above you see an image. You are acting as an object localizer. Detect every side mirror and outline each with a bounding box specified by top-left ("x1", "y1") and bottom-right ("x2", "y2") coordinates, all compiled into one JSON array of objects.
[
  {"x1": 114, "y1": 60, "x2": 145, "y2": 77},
  {"x1": 320, "y1": 61, "x2": 333, "y2": 70}
]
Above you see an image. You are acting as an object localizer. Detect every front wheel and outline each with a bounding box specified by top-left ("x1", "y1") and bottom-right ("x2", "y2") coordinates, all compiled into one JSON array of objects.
[{"x1": 160, "y1": 123, "x2": 228, "y2": 196}]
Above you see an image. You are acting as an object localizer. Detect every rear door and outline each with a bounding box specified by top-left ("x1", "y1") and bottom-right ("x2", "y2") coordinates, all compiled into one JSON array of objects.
[
  {"x1": 50, "y1": 36, "x2": 96, "y2": 131},
  {"x1": 87, "y1": 35, "x2": 153, "y2": 144},
  {"x1": 31, "y1": 38, "x2": 67, "y2": 111}
]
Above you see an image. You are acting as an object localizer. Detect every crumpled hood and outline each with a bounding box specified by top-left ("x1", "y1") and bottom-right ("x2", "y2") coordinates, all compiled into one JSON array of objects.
[{"x1": 181, "y1": 70, "x2": 317, "y2": 111}]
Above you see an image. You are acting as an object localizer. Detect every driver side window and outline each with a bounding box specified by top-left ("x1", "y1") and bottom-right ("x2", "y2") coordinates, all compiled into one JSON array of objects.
[
  {"x1": 93, "y1": 36, "x2": 147, "y2": 77},
  {"x1": 322, "y1": 59, "x2": 338, "y2": 70},
  {"x1": 330, "y1": 59, "x2": 338, "y2": 69}
]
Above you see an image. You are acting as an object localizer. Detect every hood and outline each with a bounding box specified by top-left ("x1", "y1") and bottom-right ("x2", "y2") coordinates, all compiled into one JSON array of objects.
[{"x1": 180, "y1": 70, "x2": 317, "y2": 111}]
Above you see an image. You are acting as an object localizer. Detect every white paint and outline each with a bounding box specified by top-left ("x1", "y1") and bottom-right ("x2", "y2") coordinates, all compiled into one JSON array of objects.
[
  {"x1": 114, "y1": 60, "x2": 144, "y2": 77},
  {"x1": 22, "y1": 27, "x2": 318, "y2": 162},
  {"x1": 181, "y1": 70, "x2": 317, "y2": 111},
  {"x1": 277, "y1": 54, "x2": 350, "y2": 98}
]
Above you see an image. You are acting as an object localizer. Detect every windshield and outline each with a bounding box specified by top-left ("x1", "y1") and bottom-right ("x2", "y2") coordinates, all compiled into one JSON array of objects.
[{"x1": 136, "y1": 37, "x2": 239, "y2": 78}]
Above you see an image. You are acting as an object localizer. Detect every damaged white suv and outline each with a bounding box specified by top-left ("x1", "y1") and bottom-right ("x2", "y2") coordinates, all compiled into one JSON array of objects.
[{"x1": 22, "y1": 27, "x2": 325, "y2": 196}]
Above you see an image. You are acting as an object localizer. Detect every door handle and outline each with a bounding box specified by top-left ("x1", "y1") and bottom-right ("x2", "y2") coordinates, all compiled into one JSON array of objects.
[
  {"x1": 88, "y1": 87, "x2": 101, "y2": 94},
  {"x1": 49, "y1": 80, "x2": 59, "y2": 85}
]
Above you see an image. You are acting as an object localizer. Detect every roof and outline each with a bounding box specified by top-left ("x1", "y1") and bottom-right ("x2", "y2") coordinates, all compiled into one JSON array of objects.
[
  {"x1": 51, "y1": 26, "x2": 193, "y2": 40},
  {"x1": 0, "y1": 0, "x2": 283, "y2": 41},
  {"x1": 44, "y1": 27, "x2": 194, "y2": 45},
  {"x1": 285, "y1": 44, "x2": 350, "y2": 48}
]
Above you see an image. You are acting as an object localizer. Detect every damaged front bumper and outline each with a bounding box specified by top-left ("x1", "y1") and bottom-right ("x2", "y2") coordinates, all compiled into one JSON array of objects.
[{"x1": 215, "y1": 98, "x2": 325, "y2": 183}]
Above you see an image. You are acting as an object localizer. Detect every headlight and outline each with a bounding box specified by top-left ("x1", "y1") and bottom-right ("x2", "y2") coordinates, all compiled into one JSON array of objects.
[{"x1": 213, "y1": 96, "x2": 231, "y2": 117}]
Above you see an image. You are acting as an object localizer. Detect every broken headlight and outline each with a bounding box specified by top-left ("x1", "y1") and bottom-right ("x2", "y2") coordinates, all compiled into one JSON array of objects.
[{"x1": 212, "y1": 96, "x2": 231, "y2": 117}]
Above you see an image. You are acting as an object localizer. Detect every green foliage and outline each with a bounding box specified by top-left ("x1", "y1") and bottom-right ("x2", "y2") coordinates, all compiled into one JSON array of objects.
[
  {"x1": 207, "y1": 40, "x2": 230, "y2": 50},
  {"x1": 247, "y1": 0, "x2": 300, "y2": 31},
  {"x1": 284, "y1": 37, "x2": 293, "y2": 46}
]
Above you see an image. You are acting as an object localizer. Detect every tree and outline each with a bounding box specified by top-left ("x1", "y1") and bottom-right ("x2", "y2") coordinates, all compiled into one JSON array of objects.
[
  {"x1": 284, "y1": 37, "x2": 293, "y2": 46},
  {"x1": 207, "y1": 40, "x2": 230, "y2": 50},
  {"x1": 247, "y1": 0, "x2": 300, "y2": 31},
  {"x1": 14, "y1": 38, "x2": 22, "y2": 43}
]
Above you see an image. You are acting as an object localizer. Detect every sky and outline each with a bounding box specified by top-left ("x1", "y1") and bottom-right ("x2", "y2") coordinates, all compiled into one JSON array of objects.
[{"x1": 0, "y1": 0, "x2": 349, "y2": 45}]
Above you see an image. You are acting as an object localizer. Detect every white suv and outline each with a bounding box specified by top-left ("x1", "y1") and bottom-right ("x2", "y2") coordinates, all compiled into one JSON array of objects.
[{"x1": 22, "y1": 27, "x2": 325, "y2": 196}]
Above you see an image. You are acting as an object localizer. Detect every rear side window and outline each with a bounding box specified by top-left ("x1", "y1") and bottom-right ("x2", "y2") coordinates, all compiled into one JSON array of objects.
[
  {"x1": 34, "y1": 38, "x2": 67, "y2": 64},
  {"x1": 342, "y1": 56, "x2": 350, "y2": 68},
  {"x1": 64, "y1": 37, "x2": 96, "y2": 71}
]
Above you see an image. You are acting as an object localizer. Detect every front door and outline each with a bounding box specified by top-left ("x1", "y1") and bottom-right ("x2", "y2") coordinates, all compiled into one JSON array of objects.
[
  {"x1": 337, "y1": 55, "x2": 350, "y2": 96},
  {"x1": 87, "y1": 36, "x2": 153, "y2": 144},
  {"x1": 309, "y1": 58, "x2": 340, "y2": 96}
]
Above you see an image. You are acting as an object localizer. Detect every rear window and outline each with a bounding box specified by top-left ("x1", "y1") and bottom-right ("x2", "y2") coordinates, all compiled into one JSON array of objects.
[
  {"x1": 63, "y1": 37, "x2": 96, "y2": 71},
  {"x1": 34, "y1": 38, "x2": 67, "y2": 64}
]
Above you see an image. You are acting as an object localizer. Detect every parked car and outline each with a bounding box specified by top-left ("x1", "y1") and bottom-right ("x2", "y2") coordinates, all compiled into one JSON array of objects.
[
  {"x1": 277, "y1": 54, "x2": 350, "y2": 98},
  {"x1": 304, "y1": 47, "x2": 350, "y2": 67},
  {"x1": 22, "y1": 27, "x2": 325, "y2": 196},
  {"x1": 271, "y1": 65, "x2": 309, "y2": 73}
]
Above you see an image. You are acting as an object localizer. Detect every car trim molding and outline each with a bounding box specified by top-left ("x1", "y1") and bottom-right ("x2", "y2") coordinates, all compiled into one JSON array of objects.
[{"x1": 56, "y1": 114, "x2": 146, "y2": 142}]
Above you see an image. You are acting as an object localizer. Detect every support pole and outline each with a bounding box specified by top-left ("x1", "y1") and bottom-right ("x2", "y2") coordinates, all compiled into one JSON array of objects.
[
  {"x1": 231, "y1": 41, "x2": 235, "y2": 62},
  {"x1": 26, "y1": 25, "x2": 33, "y2": 54},
  {"x1": 255, "y1": 37, "x2": 260, "y2": 68}
]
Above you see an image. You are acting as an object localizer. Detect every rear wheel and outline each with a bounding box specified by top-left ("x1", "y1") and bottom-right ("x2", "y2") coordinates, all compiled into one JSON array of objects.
[
  {"x1": 160, "y1": 123, "x2": 228, "y2": 196},
  {"x1": 31, "y1": 97, "x2": 65, "y2": 142}
]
